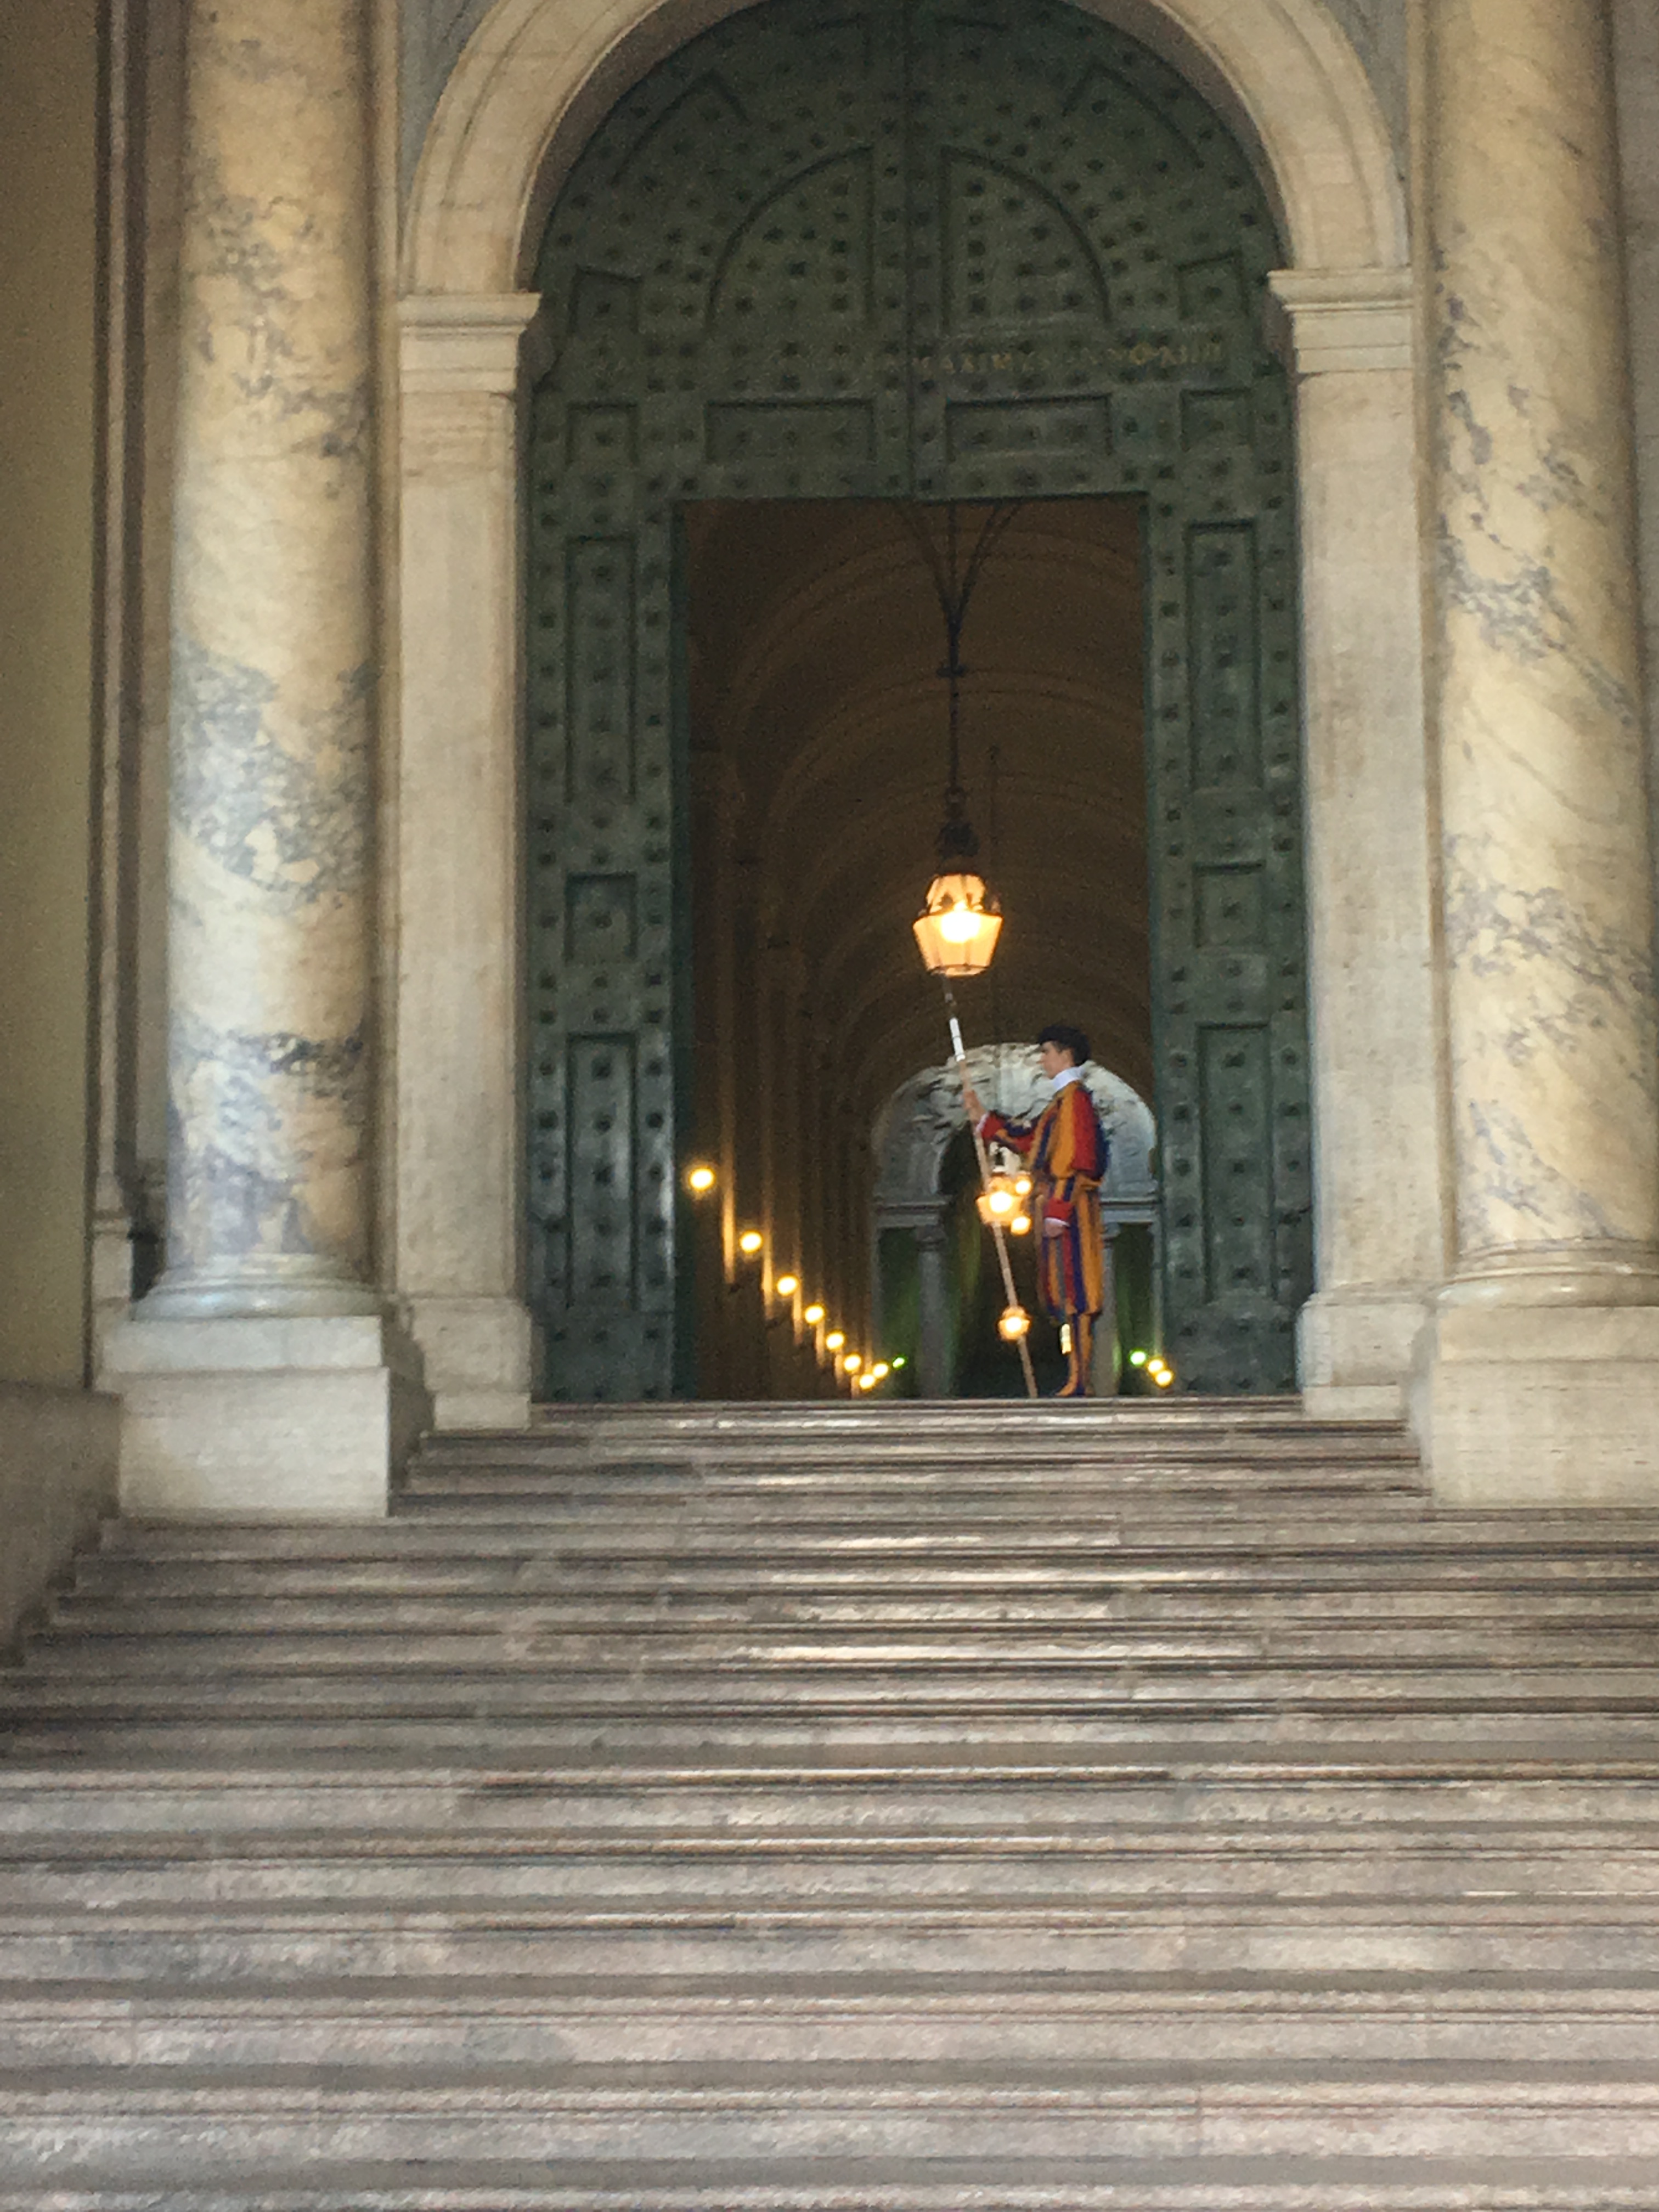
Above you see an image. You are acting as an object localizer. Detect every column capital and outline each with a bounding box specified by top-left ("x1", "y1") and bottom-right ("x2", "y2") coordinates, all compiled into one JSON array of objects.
[
  {"x1": 1266, "y1": 267, "x2": 1413, "y2": 375},
  {"x1": 398, "y1": 292, "x2": 545, "y2": 397}
]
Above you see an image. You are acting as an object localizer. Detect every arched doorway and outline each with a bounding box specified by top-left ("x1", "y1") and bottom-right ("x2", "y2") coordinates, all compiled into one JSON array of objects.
[
  {"x1": 525, "y1": 0, "x2": 1311, "y2": 1400},
  {"x1": 395, "y1": 0, "x2": 1433, "y2": 1436}
]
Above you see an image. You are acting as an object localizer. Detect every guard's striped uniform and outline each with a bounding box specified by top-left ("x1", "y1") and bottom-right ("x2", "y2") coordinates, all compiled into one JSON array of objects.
[{"x1": 980, "y1": 1082, "x2": 1109, "y2": 1322}]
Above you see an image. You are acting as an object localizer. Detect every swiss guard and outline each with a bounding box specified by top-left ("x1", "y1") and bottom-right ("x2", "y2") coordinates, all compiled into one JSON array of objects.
[{"x1": 966, "y1": 1024, "x2": 1110, "y2": 1397}]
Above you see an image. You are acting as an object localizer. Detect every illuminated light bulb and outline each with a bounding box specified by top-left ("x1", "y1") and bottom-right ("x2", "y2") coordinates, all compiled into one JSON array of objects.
[
  {"x1": 1154, "y1": 1368, "x2": 1175, "y2": 1389},
  {"x1": 825, "y1": 1330, "x2": 845, "y2": 1351},
  {"x1": 737, "y1": 1229, "x2": 763, "y2": 1257},
  {"x1": 804, "y1": 1304, "x2": 826, "y2": 1327},
  {"x1": 913, "y1": 870, "x2": 1003, "y2": 978},
  {"x1": 774, "y1": 1274, "x2": 799, "y2": 1299},
  {"x1": 1129, "y1": 1350, "x2": 1148, "y2": 1368},
  {"x1": 871, "y1": 1362, "x2": 890, "y2": 1381},
  {"x1": 1013, "y1": 1174, "x2": 1032, "y2": 1198},
  {"x1": 975, "y1": 1172, "x2": 1020, "y2": 1226},
  {"x1": 891, "y1": 1356, "x2": 907, "y2": 1369},
  {"x1": 998, "y1": 1305, "x2": 1031, "y2": 1342},
  {"x1": 1009, "y1": 1212, "x2": 1032, "y2": 1237},
  {"x1": 843, "y1": 1353, "x2": 862, "y2": 1373},
  {"x1": 687, "y1": 1164, "x2": 716, "y2": 1194},
  {"x1": 857, "y1": 1371, "x2": 878, "y2": 1390}
]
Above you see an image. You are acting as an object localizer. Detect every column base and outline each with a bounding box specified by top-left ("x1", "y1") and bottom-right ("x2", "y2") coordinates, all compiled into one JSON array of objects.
[
  {"x1": 1414, "y1": 1299, "x2": 1659, "y2": 1505},
  {"x1": 405, "y1": 1295, "x2": 533, "y2": 1429},
  {"x1": 103, "y1": 1314, "x2": 430, "y2": 1518},
  {"x1": 1297, "y1": 1285, "x2": 1432, "y2": 1420}
]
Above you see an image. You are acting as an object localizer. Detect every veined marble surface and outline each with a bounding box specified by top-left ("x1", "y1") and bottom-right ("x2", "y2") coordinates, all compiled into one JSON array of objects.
[
  {"x1": 159, "y1": 0, "x2": 379, "y2": 1314},
  {"x1": 1432, "y1": 0, "x2": 1658, "y2": 1266}
]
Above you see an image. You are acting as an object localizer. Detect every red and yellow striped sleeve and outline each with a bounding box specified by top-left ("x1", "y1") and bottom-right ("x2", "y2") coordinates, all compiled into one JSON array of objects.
[{"x1": 978, "y1": 1109, "x2": 1035, "y2": 1159}]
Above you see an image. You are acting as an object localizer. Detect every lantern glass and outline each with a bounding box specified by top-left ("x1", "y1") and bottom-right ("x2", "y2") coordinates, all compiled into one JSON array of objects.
[{"x1": 912, "y1": 870, "x2": 1003, "y2": 978}]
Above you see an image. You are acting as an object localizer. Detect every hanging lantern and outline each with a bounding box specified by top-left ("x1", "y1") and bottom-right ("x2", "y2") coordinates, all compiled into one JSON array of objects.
[
  {"x1": 903, "y1": 503, "x2": 1023, "y2": 985},
  {"x1": 913, "y1": 869, "x2": 1003, "y2": 978}
]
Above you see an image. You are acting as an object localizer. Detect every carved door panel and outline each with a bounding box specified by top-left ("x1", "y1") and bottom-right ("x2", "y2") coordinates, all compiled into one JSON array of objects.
[{"x1": 527, "y1": 0, "x2": 1311, "y2": 1400}]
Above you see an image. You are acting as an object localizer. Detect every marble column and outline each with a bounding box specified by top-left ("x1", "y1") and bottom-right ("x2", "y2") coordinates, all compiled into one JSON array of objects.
[
  {"x1": 107, "y1": 0, "x2": 425, "y2": 1513},
  {"x1": 1420, "y1": 0, "x2": 1659, "y2": 1500}
]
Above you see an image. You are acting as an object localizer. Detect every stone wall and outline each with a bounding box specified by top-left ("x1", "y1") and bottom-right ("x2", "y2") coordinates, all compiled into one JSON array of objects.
[
  {"x1": 0, "y1": 1385, "x2": 118, "y2": 1652},
  {"x1": 0, "y1": 0, "x2": 99, "y2": 1385},
  {"x1": 1617, "y1": 0, "x2": 1659, "y2": 915}
]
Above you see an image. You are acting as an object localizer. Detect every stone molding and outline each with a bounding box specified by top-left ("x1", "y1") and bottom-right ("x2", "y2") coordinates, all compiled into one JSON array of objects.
[
  {"x1": 399, "y1": 291, "x2": 544, "y2": 396},
  {"x1": 394, "y1": 292, "x2": 541, "y2": 1431},
  {"x1": 1267, "y1": 266, "x2": 1414, "y2": 375},
  {"x1": 403, "y1": 0, "x2": 1406, "y2": 294}
]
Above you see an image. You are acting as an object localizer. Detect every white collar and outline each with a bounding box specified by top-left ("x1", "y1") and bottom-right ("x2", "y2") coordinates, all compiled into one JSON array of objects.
[{"x1": 1049, "y1": 1063, "x2": 1085, "y2": 1093}]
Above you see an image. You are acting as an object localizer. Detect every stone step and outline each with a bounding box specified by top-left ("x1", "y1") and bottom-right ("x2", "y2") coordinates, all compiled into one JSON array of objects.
[
  {"x1": 380, "y1": 1512, "x2": 1659, "y2": 1550},
  {"x1": 392, "y1": 1489, "x2": 1428, "y2": 1524},
  {"x1": 4, "y1": 1748, "x2": 1658, "y2": 1832},
  {"x1": 93, "y1": 1511, "x2": 1659, "y2": 1559},
  {"x1": 399, "y1": 1462, "x2": 1426, "y2": 1497},
  {"x1": 6, "y1": 2058, "x2": 1659, "y2": 2168},
  {"x1": 35, "y1": 1616, "x2": 1659, "y2": 1667},
  {"x1": 464, "y1": 1400, "x2": 1403, "y2": 1447},
  {"x1": 7, "y1": 1887, "x2": 1659, "y2": 1984},
  {"x1": 60, "y1": 1559, "x2": 1659, "y2": 1617},
  {"x1": 485, "y1": 1424, "x2": 1415, "y2": 1463},
  {"x1": 16, "y1": 1711, "x2": 1659, "y2": 1765},
  {"x1": 6, "y1": 1970, "x2": 1659, "y2": 2069},
  {"x1": 9, "y1": 1650, "x2": 1659, "y2": 1702},
  {"x1": 415, "y1": 1446, "x2": 1426, "y2": 1479},
  {"x1": 2, "y1": 1827, "x2": 1657, "y2": 1912},
  {"x1": 53, "y1": 1567, "x2": 1659, "y2": 1617},
  {"x1": 2, "y1": 2155, "x2": 1657, "y2": 2212},
  {"x1": 0, "y1": 2155, "x2": 1653, "y2": 2212}
]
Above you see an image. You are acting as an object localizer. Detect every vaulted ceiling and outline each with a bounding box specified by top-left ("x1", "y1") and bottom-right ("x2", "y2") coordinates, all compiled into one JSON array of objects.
[{"x1": 685, "y1": 499, "x2": 1152, "y2": 1135}]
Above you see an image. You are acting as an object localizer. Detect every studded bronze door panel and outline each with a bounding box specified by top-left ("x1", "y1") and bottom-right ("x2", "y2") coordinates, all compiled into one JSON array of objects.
[{"x1": 527, "y1": 0, "x2": 1310, "y2": 1400}]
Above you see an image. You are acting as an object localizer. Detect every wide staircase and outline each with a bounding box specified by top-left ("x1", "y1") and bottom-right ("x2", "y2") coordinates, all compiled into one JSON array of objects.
[{"x1": 3, "y1": 1401, "x2": 1659, "y2": 2204}]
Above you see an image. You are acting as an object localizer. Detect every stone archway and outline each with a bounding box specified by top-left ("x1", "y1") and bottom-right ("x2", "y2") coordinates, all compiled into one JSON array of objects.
[
  {"x1": 393, "y1": 0, "x2": 1441, "y2": 1427},
  {"x1": 404, "y1": 0, "x2": 1405, "y2": 292}
]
